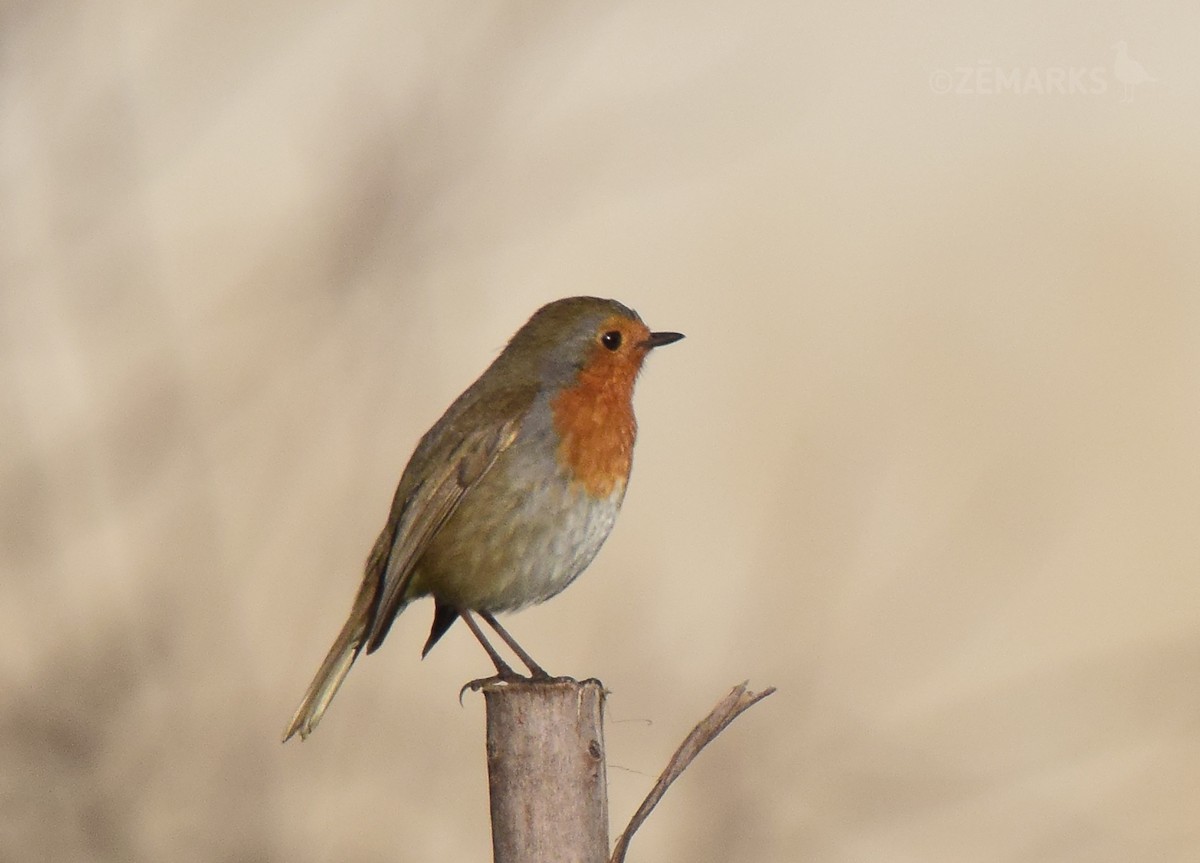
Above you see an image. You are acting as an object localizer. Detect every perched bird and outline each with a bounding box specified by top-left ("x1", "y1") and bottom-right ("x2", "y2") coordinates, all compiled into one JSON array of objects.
[{"x1": 283, "y1": 296, "x2": 683, "y2": 740}]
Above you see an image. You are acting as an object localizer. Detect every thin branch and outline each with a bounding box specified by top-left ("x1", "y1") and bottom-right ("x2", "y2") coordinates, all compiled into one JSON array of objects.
[{"x1": 609, "y1": 681, "x2": 776, "y2": 863}]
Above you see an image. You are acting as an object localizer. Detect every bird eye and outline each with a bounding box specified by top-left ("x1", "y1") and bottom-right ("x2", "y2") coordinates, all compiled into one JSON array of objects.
[{"x1": 600, "y1": 330, "x2": 622, "y2": 351}]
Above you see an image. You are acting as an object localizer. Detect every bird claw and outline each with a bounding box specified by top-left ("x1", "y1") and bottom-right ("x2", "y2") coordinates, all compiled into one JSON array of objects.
[{"x1": 458, "y1": 670, "x2": 527, "y2": 704}]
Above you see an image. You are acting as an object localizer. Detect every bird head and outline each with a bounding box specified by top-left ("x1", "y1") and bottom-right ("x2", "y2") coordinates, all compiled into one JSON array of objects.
[{"x1": 503, "y1": 296, "x2": 684, "y2": 391}]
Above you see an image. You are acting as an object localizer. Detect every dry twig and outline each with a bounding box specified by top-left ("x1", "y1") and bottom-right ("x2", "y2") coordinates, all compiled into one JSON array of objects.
[{"x1": 609, "y1": 681, "x2": 775, "y2": 863}]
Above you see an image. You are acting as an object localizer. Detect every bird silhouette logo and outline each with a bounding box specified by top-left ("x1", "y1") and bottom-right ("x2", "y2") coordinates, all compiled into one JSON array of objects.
[{"x1": 1113, "y1": 40, "x2": 1155, "y2": 102}]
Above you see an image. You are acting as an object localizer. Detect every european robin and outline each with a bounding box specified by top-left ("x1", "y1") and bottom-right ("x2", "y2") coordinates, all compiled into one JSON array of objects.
[{"x1": 283, "y1": 296, "x2": 683, "y2": 740}]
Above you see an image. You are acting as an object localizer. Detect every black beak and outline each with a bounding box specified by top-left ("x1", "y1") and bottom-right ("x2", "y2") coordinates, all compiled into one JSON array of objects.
[{"x1": 642, "y1": 331, "x2": 685, "y2": 349}]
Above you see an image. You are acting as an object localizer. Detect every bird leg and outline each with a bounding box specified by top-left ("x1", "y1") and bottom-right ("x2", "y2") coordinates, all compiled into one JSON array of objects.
[
  {"x1": 458, "y1": 610, "x2": 520, "y2": 677},
  {"x1": 457, "y1": 610, "x2": 553, "y2": 700},
  {"x1": 480, "y1": 610, "x2": 550, "y2": 679},
  {"x1": 458, "y1": 610, "x2": 531, "y2": 700}
]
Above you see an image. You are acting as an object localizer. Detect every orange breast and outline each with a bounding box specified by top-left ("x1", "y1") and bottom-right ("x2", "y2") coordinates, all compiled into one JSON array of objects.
[{"x1": 550, "y1": 348, "x2": 638, "y2": 498}]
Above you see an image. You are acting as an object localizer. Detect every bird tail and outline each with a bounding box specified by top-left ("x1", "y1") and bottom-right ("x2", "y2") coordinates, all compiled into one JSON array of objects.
[
  {"x1": 282, "y1": 610, "x2": 366, "y2": 741},
  {"x1": 283, "y1": 523, "x2": 407, "y2": 741},
  {"x1": 283, "y1": 573, "x2": 408, "y2": 742}
]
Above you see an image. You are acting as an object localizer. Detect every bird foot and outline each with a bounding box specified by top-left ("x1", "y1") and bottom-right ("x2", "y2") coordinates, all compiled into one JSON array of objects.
[
  {"x1": 457, "y1": 667, "x2": 566, "y2": 704},
  {"x1": 459, "y1": 669, "x2": 526, "y2": 704}
]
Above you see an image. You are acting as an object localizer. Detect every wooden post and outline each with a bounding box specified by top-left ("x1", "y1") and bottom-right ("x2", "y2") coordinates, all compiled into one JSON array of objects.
[{"x1": 482, "y1": 678, "x2": 608, "y2": 863}]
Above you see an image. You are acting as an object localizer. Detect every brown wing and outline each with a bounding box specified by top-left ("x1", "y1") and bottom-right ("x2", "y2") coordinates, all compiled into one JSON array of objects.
[
  {"x1": 282, "y1": 392, "x2": 528, "y2": 741},
  {"x1": 363, "y1": 414, "x2": 521, "y2": 651}
]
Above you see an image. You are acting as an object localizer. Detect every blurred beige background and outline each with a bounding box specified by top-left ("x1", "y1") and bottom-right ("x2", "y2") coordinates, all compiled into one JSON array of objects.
[{"x1": 3, "y1": 2, "x2": 1198, "y2": 861}]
